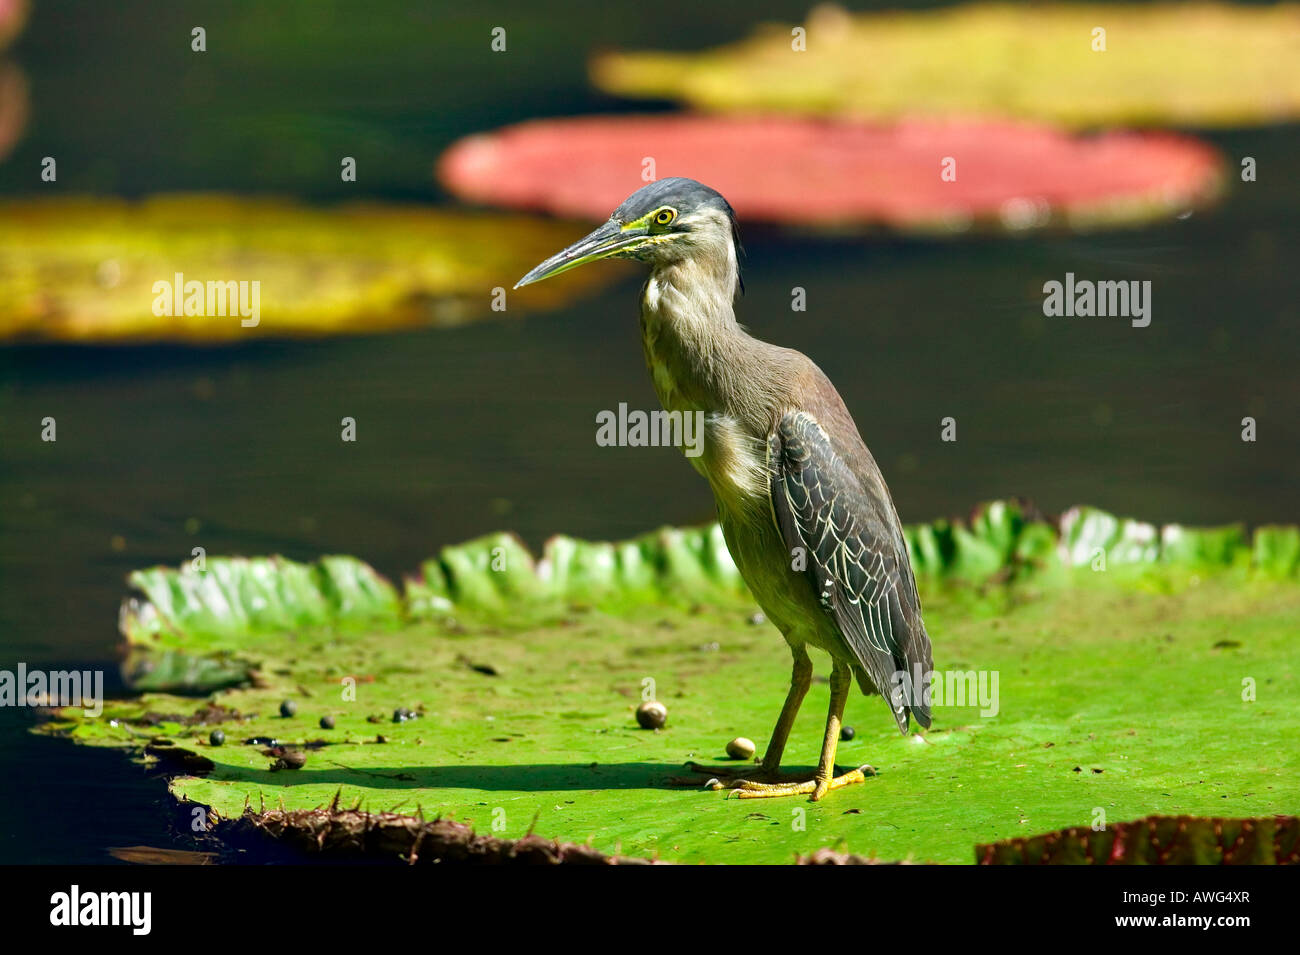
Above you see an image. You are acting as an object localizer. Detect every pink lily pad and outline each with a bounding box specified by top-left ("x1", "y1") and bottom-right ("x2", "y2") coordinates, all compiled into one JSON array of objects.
[
  {"x1": 0, "y1": 0, "x2": 27, "y2": 50},
  {"x1": 438, "y1": 114, "x2": 1223, "y2": 234},
  {"x1": 0, "y1": 63, "x2": 26, "y2": 162}
]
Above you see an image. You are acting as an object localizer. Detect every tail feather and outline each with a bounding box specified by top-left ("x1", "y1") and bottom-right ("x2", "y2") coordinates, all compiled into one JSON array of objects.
[{"x1": 902, "y1": 617, "x2": 934, "y2": 732}]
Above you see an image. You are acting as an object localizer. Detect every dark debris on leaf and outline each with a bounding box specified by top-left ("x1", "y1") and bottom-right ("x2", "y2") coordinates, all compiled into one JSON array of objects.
[{"x1": 456, "y1": 654, "x2": 499, "y2": 676}]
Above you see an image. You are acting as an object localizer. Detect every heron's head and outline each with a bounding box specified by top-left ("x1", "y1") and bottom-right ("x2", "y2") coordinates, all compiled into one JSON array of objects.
[{"x1": 515, "y1": 177, "x2": 741, "y2": 291}]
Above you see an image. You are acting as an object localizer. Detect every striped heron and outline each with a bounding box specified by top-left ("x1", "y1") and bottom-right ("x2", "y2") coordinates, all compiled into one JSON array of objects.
[{"x1": 517, "y1": 178, "x2": 933, "y2": 800}]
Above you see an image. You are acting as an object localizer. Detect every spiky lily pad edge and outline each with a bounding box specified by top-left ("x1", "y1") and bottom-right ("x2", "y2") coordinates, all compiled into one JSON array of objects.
[
  {"x1": 974, "y1": 814, "x2": 1300, "y2": 865},
  {"x1": 222, "y1": 808, "x2": 1299, "y2": 865},
  {"x1": 120, "y1": 500, "x2": 1299, "y2": 674},
  {"x1": 208, "y1": 804, "x2": 914, "y2": 864}
]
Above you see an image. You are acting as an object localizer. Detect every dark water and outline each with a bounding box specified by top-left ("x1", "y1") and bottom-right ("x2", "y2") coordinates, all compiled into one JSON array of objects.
[{"x1": 1, "y1": 2, "x2": 1297, "y2": 863}]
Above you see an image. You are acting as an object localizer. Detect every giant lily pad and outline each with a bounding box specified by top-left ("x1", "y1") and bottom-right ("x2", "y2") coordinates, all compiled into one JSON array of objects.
[
  {"x1": 438, "y1": 115, "x2": 1222, "y2": 234},
  {"x1": 0, "y1": 197, "x2": 623, "y2": 343},
  {"x1": 592, "y1": 2, "x2": 1300, "y2": 129},
  {"x1": 37, "y1": 503, "x2": 1300, "y2": 864}
]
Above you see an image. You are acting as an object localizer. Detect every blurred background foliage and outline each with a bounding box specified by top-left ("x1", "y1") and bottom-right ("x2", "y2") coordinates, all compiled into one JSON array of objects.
[
  {"x1": 3, "y1": 0, "x2": 855, "y2": 199},
  {"x1": 0, "y1": 0, "x2": 1295, "y2": 649},
  {"x1": 594, "y1": 2, "x2": 1300, "y2": 127},
  {"x1": 437, "y1": 113, "x2": 1224, "y2": 232},
  {"x1": 0, "y1": 196, "x2": 621, "y2": 341}
]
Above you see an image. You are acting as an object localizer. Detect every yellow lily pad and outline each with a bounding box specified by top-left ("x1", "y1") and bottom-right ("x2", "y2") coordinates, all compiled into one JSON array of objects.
[
  {"x1": 593, "y1": 2, "x2": 1300, "y2": 128},
  {"x1": 0, "y1": 196, "x2": 624, "y2": 343}
]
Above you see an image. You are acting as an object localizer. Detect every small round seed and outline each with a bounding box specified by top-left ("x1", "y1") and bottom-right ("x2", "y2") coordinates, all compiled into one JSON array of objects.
[
  {"x1": 726, "y1": 737, "x2": 756, "y2": 760},
  {"x1": 635, "y1": 700, "x2": 667, "y2": 729}
]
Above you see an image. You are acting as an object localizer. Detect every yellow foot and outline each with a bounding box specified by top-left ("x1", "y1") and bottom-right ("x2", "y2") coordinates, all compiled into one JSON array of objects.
[{"x1": 725, "y1": 765, "x2": 874, "y2": 801}]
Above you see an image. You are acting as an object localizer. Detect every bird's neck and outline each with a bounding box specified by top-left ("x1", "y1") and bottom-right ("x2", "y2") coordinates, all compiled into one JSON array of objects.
[
  {"x1": 639, "y1": 252, "x2": 746, "y2": 415},
  {"x1": 639, "y1": 252, "x2": 781, "y2": 514}
]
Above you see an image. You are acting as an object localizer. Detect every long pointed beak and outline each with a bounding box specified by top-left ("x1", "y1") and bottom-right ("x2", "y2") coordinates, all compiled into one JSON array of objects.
[{"x1": 514, "y1": 219, "x2": 644, "y2": 289}]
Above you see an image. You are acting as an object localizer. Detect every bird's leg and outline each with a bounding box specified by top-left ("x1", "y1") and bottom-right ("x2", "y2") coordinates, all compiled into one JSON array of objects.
[
  {"x1": 682, "y1": 645, "x2": 811, "y2": 782},
  {"x1": 758, "y1": 644, "x2": 812, "y2": 773},
  {"x1": 726, "y1": 660, "x2": 871, "y2": 801}
]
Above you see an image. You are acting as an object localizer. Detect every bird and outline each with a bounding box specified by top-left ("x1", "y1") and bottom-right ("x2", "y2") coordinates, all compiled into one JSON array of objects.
[{"x1": 516, "y1": 177, "x2": 933, "y2": 800}]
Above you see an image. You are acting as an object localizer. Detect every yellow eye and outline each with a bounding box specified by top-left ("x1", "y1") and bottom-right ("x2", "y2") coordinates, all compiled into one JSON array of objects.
[{"x1": 654, "y1": 208, "x2": 676, "y2": 226}]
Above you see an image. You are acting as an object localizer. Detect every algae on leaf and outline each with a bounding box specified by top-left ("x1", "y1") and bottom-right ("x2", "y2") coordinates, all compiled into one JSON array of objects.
[{"x1": 37, "y1": 504, "x2": 1300, "y2": 864}]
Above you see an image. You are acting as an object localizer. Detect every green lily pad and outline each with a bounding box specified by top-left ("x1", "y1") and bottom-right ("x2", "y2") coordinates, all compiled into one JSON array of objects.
[
  {"x1": 1252, "y1": 526, "x2": 1300, "y2": 579},
  {"x1": 37, "y1": 503, "x2": 1300, "y2": 864},
  {"x1": 592, "y1": 2, "x2": 1300, "y2": 129},
  {"x1": 0, "y1": 196, "x2": 623, "y2": 343}
]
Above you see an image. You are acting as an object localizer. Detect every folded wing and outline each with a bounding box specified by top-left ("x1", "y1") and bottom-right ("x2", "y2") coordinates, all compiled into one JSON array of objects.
[{"x1": 768, "y1": 410, "x2": 932, "y2": 733}]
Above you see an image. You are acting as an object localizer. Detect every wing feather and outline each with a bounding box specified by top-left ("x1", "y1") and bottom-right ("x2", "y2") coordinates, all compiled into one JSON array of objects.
[{"x1": 769, "y1": 411, "x2": 933, "y2": 732}]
